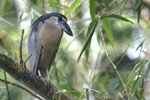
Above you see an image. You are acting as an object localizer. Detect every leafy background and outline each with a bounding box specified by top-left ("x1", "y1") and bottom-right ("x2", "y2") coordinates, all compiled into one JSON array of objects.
[{"x1": 0, "y1": 0, "x2": 150, "y2": 100}]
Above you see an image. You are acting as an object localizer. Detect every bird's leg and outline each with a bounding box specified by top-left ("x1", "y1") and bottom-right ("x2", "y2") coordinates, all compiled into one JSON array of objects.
[
  {"x1": 38, "y1": 70, "x2": 48, "y2": 87},
  {"x1": 46, "y1": 66, "x2": 53, "y2": 93},
  {"x1": 46, "y1": 66, "x2": 51, "y2": 83},
  {"x1": 38, "y1": 70, "x2": 42, "y2": 76}
]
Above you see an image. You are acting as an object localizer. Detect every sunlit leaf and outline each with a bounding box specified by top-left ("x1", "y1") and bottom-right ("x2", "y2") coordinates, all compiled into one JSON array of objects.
[
  {"x1": 65, "y1": 0, "x2": 82, "y2": 17},
  {"x1": 36, "y1": 0, "x2": 41, "y2": 6},
  {"x1": 79, "y1": 88, "x2": 85, "y2": 100},
  {"x1": 19, "y1": 11, "x2": 24, "y2": 21},
  {"x1": 89, "y1": 0, "x2": 95, "y2": 20},
  {"x1": 101, "y1": 17, "x2": 114, "y2": 48},
  {"x1": 2, "y1": 0, "x2": 11, "y2": 17},
  {"x1": 103, "y1": 0, "x2": 109, "y2": 8}
]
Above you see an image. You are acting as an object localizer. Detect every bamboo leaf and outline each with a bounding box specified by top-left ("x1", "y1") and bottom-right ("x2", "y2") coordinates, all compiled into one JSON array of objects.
[
  {"x1": 86, "y1": 88, "x2": 89, "y2": 100},
  {"x1": 65, "y1": 0, "x2": 82, "y2": 17},
  {"x1": 89, "y1": 0, "x2": 95, "y2": 20},
  {"x1": 78, "y1": 18, "x2": 98, "y2": 62},
  {"x1": 2, "y1": 0, "x2": 11, "y2": 17},
  {"x1": 134, "y1": 0, "x2": 142, "y2": 10},
  {"x1": 105, "y1": 14, "x2": 133, "y2": 24},
  {"x1": 137, "y1": 0, "x2": 143, "y2": 24},
  {"x1": 101, "y1": 17, "x2": 114, "y2": 48},
  {"x1": 120, "y1": 0, "x2": 128, "y2": 16},
  {"x1": 79, "y1": 88, "x2": 86, "y2": 100}
]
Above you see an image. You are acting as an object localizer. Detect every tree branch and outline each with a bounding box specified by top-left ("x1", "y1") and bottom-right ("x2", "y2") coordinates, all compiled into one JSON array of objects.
[{"x1": 0, "y1": 52, "x2": 73, "y2": 100}]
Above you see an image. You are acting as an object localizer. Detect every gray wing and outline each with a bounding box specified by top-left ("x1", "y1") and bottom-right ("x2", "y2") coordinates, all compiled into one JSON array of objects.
[{"x1": 28, "y1": 22, "x2": 43, "y2": 74}]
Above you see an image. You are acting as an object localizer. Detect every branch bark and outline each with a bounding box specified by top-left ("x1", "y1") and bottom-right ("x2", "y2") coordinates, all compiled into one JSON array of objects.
[{"x1": 0, "y1": 52, "x2": 73, "y2": 100}]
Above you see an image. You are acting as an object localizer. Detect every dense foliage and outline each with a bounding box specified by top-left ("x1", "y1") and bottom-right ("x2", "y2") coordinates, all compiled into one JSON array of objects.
[{"x1": 0, "y1": 0, "x2": 150, "y2": 100}]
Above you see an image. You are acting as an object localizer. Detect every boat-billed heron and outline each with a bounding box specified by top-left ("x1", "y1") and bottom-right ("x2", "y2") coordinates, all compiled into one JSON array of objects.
[{"x1": 28, "y1": 12, "x2": 73, "y2": 80}]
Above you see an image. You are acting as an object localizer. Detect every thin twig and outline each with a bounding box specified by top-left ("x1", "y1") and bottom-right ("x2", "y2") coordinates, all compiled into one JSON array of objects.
[
  {"x1": 53, "y1": 63, "x2": 59, "y2": 84},
  {"x1": 19, "y1": 29, "x2": 24, "y2": 66},
  {"x1": 0, "y1": 78, "x2": 42, "y2": 100},
  {"x1": 4, "y1": 71, "x2": 10, "y2": 100},
  {"x1": 24, "y1": 54, "x2": 32, "y2": 64},
  {"x1": 42, "y1": 0, "x2": 45, "y2": 14},
  {"x1": 98, "y1": 16, "x2": 130, "y2": 100},
  {"x1": 23, "y1": 54, "x2": 33, "y2": 68}
]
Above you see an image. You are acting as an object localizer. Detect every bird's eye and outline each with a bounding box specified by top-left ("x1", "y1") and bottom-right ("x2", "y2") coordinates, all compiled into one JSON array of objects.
[
  {"x1": 58, "y1": 17, "x2": 62, "y2": 21},
  {"x1": 58, "y1": 17, "x2": 67, "y2": 22}
]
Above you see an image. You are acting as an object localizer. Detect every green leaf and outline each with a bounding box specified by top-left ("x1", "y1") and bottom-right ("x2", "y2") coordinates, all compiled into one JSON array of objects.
[
  {"x1": 101, "y1": 17, "x2": 114, "y2": 48},
  {"x1": 120, "y1": 0, "x2": 128, "y2": 16},
  {"x1": 115, "y1": 91, "x2": 124, "y2": 100},
  {"x1": 134, "y1": 0, "x2": 142, "y2": 10},
  {"x1": 137, "y1": 0, "x2": 143, "y2": 24},
  {"x1": 105, "y1": 14, "x2": 133, "y2": 24},
  {"x1": 85, "y1": 18, "x2": 98, "y2": 61},
  {"x1": 144, "y1": 58, "x2": 150, "y2": 82},
  {"x1": 55, "y1": 84, "x2": 81, "y2": 97},
  {"x1": 135, "y1": 90, "x2": 146, "y2": 100},
  {"x1": 116, "y1": 44, "x2": 130, "y2": 65},
  {"x1": 79, "y1": 88, "x2": 86, "y2": 100},
  {"x1": 86, "y1": 88, "x2": 89, "y2": 100},
  {"x1": 118, "y1": 0, "x2": 126, "y2": 8},
  {"x1": 65, "y1": 0, "x2": 82, "y2": 17},
  {"x1": 103, "y1": 0, "x2": 109, "y2": 8},
  {"x1": 126, "y1": 60, "x2": 146, "y2": 84},
  {"x1": 135, "y1": 39, "x2": 146, "y2": 51},
  {"x1": 36, "y1": 0, "x2": 41, "y2": 6},
  {"x1": 126, "y1": 60, "x2": 147, "y2": 95},
  {"x1": 131, "y1": 75, "x2": 142, "y2": 94},
  {"x1": 2, "y1": 0, "x2": 11, "y2": 17},
  {"x1": 19, "y1": 11, "x2": 24, "y2": 21},
  {"x1": 89, "y1": 0, "x2": 95, "y2": 20},
  {"x1": 78, "y1": 18, "x2": 98, "y2": 62}
]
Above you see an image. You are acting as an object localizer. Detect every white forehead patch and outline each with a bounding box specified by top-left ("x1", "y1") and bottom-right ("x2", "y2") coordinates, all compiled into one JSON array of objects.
[{"x1": 47, "y1": 16, "x2": 58, "y2": 25}]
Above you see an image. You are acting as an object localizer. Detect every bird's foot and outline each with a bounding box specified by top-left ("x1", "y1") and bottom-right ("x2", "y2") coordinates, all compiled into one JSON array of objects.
[{"x1": 38, "y1": 76, "x2": 47, "y2": 87}]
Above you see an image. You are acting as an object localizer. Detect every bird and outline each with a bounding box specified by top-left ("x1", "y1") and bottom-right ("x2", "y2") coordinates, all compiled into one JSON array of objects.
[{"x1": 28, "y1": 12, "x2": 73, "y2": 80}]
